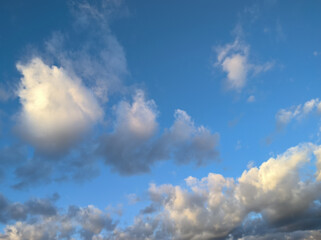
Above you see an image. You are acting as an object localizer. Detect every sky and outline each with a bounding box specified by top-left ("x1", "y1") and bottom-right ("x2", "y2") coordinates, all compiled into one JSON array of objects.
[{"x1": 1, "y1": 0, "x2": 321, "y2": 239}]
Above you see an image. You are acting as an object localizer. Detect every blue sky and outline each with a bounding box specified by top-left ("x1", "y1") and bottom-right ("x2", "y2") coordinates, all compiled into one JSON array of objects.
[{"x1": 1, "y1": 0, "x2": 321, "y2": 239}]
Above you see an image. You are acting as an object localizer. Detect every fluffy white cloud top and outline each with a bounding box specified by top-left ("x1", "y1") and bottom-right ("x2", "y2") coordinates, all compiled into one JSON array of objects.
[
  {"x1": 16, "y1": 58, "x2": 103, "y2": 156},
  {"x1": 215, "y1": 39, "x2": 273, "y2": 91}
]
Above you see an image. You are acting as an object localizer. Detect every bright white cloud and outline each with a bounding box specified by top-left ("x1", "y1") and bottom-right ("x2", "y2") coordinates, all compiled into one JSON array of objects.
[
  {"x1": 118, "y1": 142, "x2": 321, "y2": 240},
  {"x1": 17, "y1": 57, "x2": 103, "y2": 156},
  {"x1": 222, "y1": 54, "x2": 248, "y2": 89},
  {"x1": 215, "y1": 39, "x2": 273, "y2": 91}
]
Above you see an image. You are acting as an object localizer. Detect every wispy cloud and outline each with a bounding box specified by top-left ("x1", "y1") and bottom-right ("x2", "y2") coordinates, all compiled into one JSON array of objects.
[{"x1": 275, "y1": 98, "x2": 321, "y2": 130}]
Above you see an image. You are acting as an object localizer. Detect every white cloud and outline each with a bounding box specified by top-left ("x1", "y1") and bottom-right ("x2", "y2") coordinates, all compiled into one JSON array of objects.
[
  {"x1": 2, "y1": 143, "x2": 321, "y2": 239},
  {"x1": 16, "y1": 57, "x2": 103, "y2": 156},
  {"x1": 115, "y1": 142, "x2": 321, "y2": 240},
  {"x1": 222, "y1": 54, "x2": 248, "y2": 89},
  {"x1": 215, "y1": 39, "x2": 273, "y2": 91},
  {"x1": 275, "y1": 98, "x2": 321, "y2": 129},
  {"x1": 114, "y1": 90, "x2": 158, "y2": 140}
]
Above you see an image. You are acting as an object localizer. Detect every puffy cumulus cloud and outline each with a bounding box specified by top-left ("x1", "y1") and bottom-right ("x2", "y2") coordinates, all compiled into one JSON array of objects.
[
  {"x1": 3, "y1": 143, "x2": 321, "y2": 239},
  {"x1": 215, "y1": 39, "x2": 273, "y2": 91},
  {"x1": 111, "y1": 216, "x2": 171, "y2": 240},
  {"x1": 237, "y1": 144, "x2": 320, "y2": 223},
  {"x1": 110, "y1": 143, "x2": 321, "y2": 240},
  {"x1": 99, "y1": 91, "x2": 219, "y2": 175},
  {"x1": 0, "y1": 195, "x2": 117, "y2": 240},
  {"x1": 113, "y1": 90, "x2": 158, "y2": 140},
  {"x1": 275, "y1": 98, "x2": 321, "y2": 130},
  {"x1": 159, "y1": 109, "x2": 219, "y2": 166},
  {"x1": 0, "y1": 193, "x2": 58, "y2": 224},
  {"x1": 16, "y1": 57, "x2": 102, "y2": 156},
  {"x1": 99, "y1": 90, "x2": 159, "y2": 174}
]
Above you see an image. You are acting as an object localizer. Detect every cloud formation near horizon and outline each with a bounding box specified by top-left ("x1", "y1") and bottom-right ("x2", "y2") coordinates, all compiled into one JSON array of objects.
[{"x1": 1, "y1": 143, "x2": 321, "y2": 239}]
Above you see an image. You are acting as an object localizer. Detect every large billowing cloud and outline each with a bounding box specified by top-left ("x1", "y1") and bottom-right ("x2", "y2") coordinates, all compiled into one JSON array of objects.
[
  {"x1": 112, "y1": 143, "x2": 321, "y2": 239},
  {"x1": 99, "y1": 90, "x2": 219, "y2": 175},
  {"x1": 2, "y1": 143, "x2": 321, "y2": 239},
  {"x1": 16, "y1": 58, "x2": 103, "y2": 156}
]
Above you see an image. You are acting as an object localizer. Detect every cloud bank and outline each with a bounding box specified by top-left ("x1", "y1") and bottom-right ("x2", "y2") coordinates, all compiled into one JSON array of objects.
[{"x1": 2, "y1": 143, "x2": 321, "y2": 239}]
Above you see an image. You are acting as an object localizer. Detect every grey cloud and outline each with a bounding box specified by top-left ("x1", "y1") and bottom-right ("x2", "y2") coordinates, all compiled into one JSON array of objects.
[
  {"x1": 12, "y1": 159, "x2": 52, "y2": 190},
  {"x1": 99, "y1": 92, "x2": 220, "y2": 175},
  {"x1": 12, "y1": 147, "x2": 100, "y2": 189},
  {"x1": 140, "y1": 204, "x2": 158, "y2": 215},
  {"x1": 239, "y1": 230, "x2": 321, "y2": 240},
  {"x1": 0, "y1": 194, "x2": 58, "y2": 224},
  {"x1": 0, "y1": 195, "x2": 117, "y2": 240}
]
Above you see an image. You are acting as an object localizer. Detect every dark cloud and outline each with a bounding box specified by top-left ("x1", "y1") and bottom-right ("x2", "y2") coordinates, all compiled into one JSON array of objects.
[
  {"x1": 98, "y1": 93, "x2": 219, "y2": 175},
  {"x1": 11, "y1": 147, "x2": 100, "y2": 189},
  {"x1": 0, "y1": 194, "x2": 117, "y2": 240},
  {"x1": 0, "y1": 193, "x2": 58, "y2": 224}
]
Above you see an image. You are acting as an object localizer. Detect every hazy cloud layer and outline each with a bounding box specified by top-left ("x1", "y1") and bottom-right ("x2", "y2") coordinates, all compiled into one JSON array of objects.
[{"x1": 99, "y1": 91, "x2": 219, "y2": 175}]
